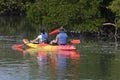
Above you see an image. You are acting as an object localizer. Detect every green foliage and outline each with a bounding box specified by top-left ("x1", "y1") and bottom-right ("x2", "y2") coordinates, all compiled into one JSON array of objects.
[
  {"x1": 26, "y1": 0, "x2": 104, "y2": 31},
  {"x1": 109, "y1": 0, "x2": 120, "y2": 16},
  {"x1": 78, "y1": 19, "x2": 103, "y2": 31},
  {"x1": 108, "y1": 0, "x2": 120, "y2": 28},
  {"x1": 0, "y1": 0, "x2": 25, "y2": 15},
  {"x1": 26, "y1": 2, "x2": 47, "y2": 25}
]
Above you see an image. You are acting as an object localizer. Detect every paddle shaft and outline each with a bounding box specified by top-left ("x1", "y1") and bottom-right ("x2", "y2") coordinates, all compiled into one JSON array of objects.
[{"x1": 70, "y1": 39, "x2": 80, "y2": 44}]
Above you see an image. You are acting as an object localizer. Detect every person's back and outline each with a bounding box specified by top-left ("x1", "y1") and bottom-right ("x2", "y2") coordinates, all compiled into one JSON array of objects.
[
  {"x1": 41, "y1": 32, "x2": 48, "y2": 43},
  {"x1": 56, "y1": 27, "x2": 68, "y2": 45},
  {"x1": 56, "y1": 32, "x2": 68, "y2": 45},
  {"x1": 50, "y1": 27, "x2": 68, "y2": 45}
]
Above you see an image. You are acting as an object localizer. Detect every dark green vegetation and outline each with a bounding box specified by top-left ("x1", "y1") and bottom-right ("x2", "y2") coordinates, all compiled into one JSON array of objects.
[
  {"x1": 0, "y1": 0, "x2": 120, "y2": 36},
  {"x1": 26, "y1": 0, "x2": 104, "y2": 31}
]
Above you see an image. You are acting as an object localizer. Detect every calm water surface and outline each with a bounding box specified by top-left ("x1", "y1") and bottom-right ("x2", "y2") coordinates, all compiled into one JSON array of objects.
[{"x1": 0, "y1": 17, "x2": 120, "y2": 80}]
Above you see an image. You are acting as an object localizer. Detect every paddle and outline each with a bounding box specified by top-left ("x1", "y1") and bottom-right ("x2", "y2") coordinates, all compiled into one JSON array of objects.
[
  {"x1": 12, "y1": 39, "x2": 29, "y2": 50},
  {"x1": 23, "y1": 39, "x2": 81, "y2": 44},
  {"x1": 13, "y1": 39, "x2": 80, "y2": 51},
  {"x1": 49, "y1": 29, "x2": 59, "y2": 35},
  {"x1": 70, "y1": 40, "x2": 80, "y2": 44},
  {"x1": 12, "y1": 44, "x2": 24, "y2": 49},
  {"x1": 23, "y1": 38, "x2": 30, "y2": 44}
]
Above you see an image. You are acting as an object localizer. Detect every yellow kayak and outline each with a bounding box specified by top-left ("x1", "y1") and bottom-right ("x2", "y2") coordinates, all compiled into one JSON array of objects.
[
  {"x1": 13, "y1": 38, "x2": 80, "y2": 51},
  {"x1": 25, "y1": 43, "x2": 76, "y2": 51}
]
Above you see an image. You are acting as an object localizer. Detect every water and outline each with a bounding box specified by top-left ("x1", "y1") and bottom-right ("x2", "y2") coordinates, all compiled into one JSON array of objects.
[
  {"x1": 0, "y1": 45, "x2": 81, "y2": 80},
  {"x1": 0, "y1": 16, "x2": 120, "y2": 80}
]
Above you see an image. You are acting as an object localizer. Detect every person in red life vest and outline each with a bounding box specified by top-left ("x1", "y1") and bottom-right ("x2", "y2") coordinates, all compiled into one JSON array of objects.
[{"x1": 50, "y1": 27, "x2": 68, "y2": 45}]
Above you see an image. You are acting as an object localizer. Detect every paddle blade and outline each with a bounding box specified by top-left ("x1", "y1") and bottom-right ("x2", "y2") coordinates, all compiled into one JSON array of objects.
[
  {"x1": 12, "y1": 44, "x2": 24, "y2": 52},
  {"x1": 12, "y1": 44, "x2": 24, "y2": 48},
  {"x1": 49, "y1": 29, "x2": 59, "y2": 35},
  {"x1": 70, "y1": 40, "x2": 80, "y2": 44},
  {"x1": 23, "y1": 38, "x2": 29, "y2": 44}
]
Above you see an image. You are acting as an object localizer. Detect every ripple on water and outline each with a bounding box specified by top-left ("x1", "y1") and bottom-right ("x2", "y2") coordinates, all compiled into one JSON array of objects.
[{"x1": 0, "y1": 59, "x2": 30, "y2": 80}]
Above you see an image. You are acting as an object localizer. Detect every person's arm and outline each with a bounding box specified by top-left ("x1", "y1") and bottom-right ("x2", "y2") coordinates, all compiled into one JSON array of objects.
[
  {"x1": 55, "y1": 34, "x2": 59, "y2": 43},
  {"x1": 54, "y1": 38, "x2": 58, "y2": 44},
  {"x1": 31, "y1": 36, "x2": 39, "y2": 43}
]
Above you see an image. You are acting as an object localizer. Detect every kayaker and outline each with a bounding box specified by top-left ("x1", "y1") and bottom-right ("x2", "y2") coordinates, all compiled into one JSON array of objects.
[
  {"x1": 31, "y1": 28, "x2": 48, "y2": 43},
  {"x1": 50, "y1": 27, "x2": 68, "y2": 45}
]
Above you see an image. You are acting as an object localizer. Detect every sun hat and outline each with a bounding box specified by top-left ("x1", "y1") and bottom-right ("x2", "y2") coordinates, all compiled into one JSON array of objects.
[{"x1": 58, "y1": 27, "x2": 66, "y2": 32}]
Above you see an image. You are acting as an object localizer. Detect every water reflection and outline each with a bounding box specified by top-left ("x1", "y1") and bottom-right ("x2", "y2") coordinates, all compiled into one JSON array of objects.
[{"x1": 18, "y1": 48, "x2": 80, "y2": 80}]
